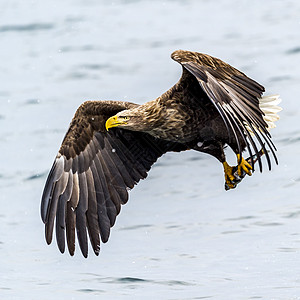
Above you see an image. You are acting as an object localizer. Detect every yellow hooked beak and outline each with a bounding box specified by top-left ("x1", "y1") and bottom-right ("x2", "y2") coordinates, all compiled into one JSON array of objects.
[{"x1": 105, "y1": 115, "x2": 127, "y2": 131}]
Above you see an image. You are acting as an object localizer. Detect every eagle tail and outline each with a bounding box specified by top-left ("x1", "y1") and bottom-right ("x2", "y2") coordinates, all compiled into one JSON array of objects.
[
  {"x1": 244, "y1": 94, "x2": 282, "y2": 135},
  {"x1": 259, "y1": 94, "x2": 282, "y2": 131}
]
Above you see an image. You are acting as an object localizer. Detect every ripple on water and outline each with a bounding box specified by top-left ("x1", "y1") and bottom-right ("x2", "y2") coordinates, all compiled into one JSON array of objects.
[
  {"x1": 116, "y1": 277, "x2": 148, "y2": 283},
  {"x1": 25, "y1": 172, "x2": 47, "y2": 181},
  {"x1": 0, "y1": 23, "x2": 54, "y2": 33},
  {"x1": 253, "y1": 221, "x2": 283, "y2": 227},
  {"x1": 60, "y1": 45, "x2": 98, "y2": 53},
  {"x1": 278, "y1": 247, "x2": 300, "y2": 253},
  {"x1": 77, "y1": 288, "x2": 105, "y2": 294},
  {"x1": 187, "y1": 156, "x2": 204, "y2": 162},
  {"x1": 221, "y1": 230, "x2": 245, "y2": 235},
  {"x1": 269, "y1": 75, "x2": 291, "y2": 82},
  {"x1": 159, "y1": 280, "x2": 195, "y2": 286},
  {"x1": 119, "y1": 224, "x2": 152, "y2": 231},
  {"x1": 82, "y1": 274, "x2": 195, "y2": 287},
  {"x1": 278, "y1": 134, "x2": 300, "y2": 146},
  {"x1": 80, "y1": 64, "x2": 111, "y2": 70},
  {"x1": 225, "y1": 215, "x2": 257, "y2": 221},
  {"x1": 24, "y1": 99, "x2": 40, "y2": 105},
  {"x1": 286, "y1": 46, "x2": 300, "y2": 55},
  {"x1": 114, "y1": 277, "x2": 195, "y2": 287},
  {"x1": 283, "y1": 210, "x2": 300, "y2": 219}
]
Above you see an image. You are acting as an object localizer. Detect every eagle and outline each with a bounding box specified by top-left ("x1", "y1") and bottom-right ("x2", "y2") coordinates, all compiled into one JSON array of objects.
[{"x1": 41, "y1": 50, "x2": 282, "y2": 257}]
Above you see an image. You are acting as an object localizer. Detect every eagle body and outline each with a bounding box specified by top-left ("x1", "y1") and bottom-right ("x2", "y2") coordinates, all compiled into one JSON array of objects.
[
  {"x1": 140, "y1": 84, "x2": 222, "y2": 143},
  {"x1": 41, "y1": 50, "x2": 282, "y2": 257}
]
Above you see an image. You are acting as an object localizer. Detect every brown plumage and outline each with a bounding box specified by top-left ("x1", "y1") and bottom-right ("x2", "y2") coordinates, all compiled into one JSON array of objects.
[{"x1": 41, "y1": 50, "x2": 281, "y2": 257}]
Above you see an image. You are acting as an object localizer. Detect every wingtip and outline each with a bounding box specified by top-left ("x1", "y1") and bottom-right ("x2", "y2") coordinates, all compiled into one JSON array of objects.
[
  {"x1": 92, "y1": 244, "x2": 100, "y2": 256},
  {"x1": 68, "y1": 247, "x2": 75, "y2": 256},
  {"x1": 46, "y1": 234, "x2": 52, "y2": 245},
  {"x1": 41, "y1": 212, "x2": 47, "y2": 224},
  {"x1": 57, "y1": 240, "x2": 65, "y2": 254}
]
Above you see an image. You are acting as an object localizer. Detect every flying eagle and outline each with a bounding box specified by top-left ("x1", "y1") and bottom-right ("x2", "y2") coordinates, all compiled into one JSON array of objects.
[{"x1": 41, "y1": 50, "x2": 282, "y2": 257}]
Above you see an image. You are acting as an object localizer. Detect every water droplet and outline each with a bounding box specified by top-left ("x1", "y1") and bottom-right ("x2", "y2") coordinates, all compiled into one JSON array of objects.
[
  {"x1": 112, "y1": 148, "x2": 116, "y2": 153},
  {"x1": 197, "y1": 142, "x2": 203, "y2": 147}
]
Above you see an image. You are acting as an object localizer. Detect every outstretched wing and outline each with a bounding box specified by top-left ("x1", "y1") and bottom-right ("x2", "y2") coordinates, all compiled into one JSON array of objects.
[
  {"x1": 41, "y1": 100, "x2": 186, "y2": 257},
  {"x1": 171, "y1": 49, "x2": 277, "y2": 171}
]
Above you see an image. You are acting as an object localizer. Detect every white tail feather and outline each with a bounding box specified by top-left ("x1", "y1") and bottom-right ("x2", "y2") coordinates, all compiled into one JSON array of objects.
[{"x1": 245, "y1": 94, "x2": 282, "y2": 134}]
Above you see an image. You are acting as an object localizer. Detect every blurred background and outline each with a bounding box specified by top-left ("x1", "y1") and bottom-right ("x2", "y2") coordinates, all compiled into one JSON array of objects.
[{"x1": 1, "y1": 0, "x2": 300, "y2": 299}]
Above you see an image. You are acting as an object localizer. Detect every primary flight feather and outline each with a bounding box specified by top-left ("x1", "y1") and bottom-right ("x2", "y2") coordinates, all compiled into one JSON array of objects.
[{"x1": 41, "y1": 50, "x2": 282, "y2": 257}]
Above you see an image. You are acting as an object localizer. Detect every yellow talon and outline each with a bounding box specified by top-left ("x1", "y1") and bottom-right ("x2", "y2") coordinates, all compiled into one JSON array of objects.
[
  {"x1": 236, "y1": 154, "x2": 252, "y2": 176},
  {"x1": 223, "y1": 161, "x2": 236, "y2": 189},
  {"x1": 223, "y1": 162, "x2": 235, "y2": 181}
]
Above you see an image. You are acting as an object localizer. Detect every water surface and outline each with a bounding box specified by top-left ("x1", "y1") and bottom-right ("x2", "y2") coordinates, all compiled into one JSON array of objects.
[{"x1": 1, "y1": 1, "x2": 300, "y2": 299}]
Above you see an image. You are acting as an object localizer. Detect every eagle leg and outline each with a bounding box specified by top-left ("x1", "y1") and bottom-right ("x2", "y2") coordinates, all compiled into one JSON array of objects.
[{"x1": 192, "y1": 140, "x2": 240, "y2": 190}]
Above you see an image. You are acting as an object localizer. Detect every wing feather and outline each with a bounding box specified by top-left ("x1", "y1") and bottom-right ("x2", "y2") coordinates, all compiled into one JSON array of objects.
[
  {"x1": 85, "y1": 167, "x2": 101, "y2": 256},
  {"x1": 76, "y1": 172, "x2": 89, "y2": 257},
  {"x1": 66, "y1": 172, "x2": 79, "y2": 256},
  {"x1": 41, "y1": 156, "x2": 64, "y2": 222},
  {"x1": 56, "y1": 170, "x2": 73, "y2": 253},
  {"x1": 90, "y1": 160, "x2": 111, "y2": 243},
  {"x1": 45, "y1": 169, "x2": 69, "y2": 244}
]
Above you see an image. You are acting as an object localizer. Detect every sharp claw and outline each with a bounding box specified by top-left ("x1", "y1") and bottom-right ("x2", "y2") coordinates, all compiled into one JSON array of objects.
[
  {"x1": 225, "y1": 182, "x2": 236, "y2": 191},
  {"x1": 237, "y1": 154, "x2": 253, "y2": 177},
  {"x1": 239, "y1": 166, "x2": 252, "y2": 177},
  {"x1": 225, "y1": 177, "x2": 235, "y2": 189}
]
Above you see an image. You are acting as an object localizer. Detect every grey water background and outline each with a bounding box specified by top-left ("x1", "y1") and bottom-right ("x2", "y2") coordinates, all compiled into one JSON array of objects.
[{"x1": 1, "y1": 0, "x2": 300, "y2": 299}]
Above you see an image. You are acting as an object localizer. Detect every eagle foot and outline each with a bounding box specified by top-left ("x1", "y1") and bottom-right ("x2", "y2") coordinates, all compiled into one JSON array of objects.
[
  {"x1": 223, "y1": 162, "x2": 242, "y2": 190},
  {"x1": 223, "y1": 152, "x2": 262, "y2": 190},
  {"x1": 237, "y1": 154, "x2": 252, "y2": 177}
]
